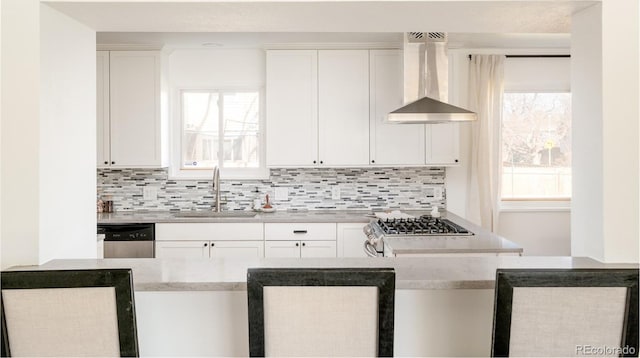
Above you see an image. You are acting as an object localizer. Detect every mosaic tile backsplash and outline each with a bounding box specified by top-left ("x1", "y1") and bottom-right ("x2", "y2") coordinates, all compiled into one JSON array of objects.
[{"x1": 97, "y1": 167, "x2": 446, "y2": 212}]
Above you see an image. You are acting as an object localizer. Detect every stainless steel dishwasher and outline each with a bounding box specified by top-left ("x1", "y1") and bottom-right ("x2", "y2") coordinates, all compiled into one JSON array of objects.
[{"x1": 97, "y1": 223, "x2": 155, "y2": 258}]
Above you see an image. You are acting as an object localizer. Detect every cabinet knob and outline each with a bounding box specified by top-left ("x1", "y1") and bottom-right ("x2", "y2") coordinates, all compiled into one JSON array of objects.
[
  {"x1": 313, "y1": 160, "x2": 317, "y2": 164},
  {"x1": 320, "y1": 161, "x2": 323, "y2": 164},
  {"x1": 454, "y1": 159, "x2": 459, "y2": 163},
  {"x1": 211, "y1": 243, "x2": 215, "y2": 246},
  {"x1": 204, "y1": 243, "x2": 208, "y2": 247},
  {"x1": 295, "y1": 243, "x2": 299, "y2": 247},
  {"x1": 104, "y1": 161, "x2": 108, "y2": 165},
  {"x1": 302, "y1": 242, "x2": 306, "y2": 247},
  {"x1": 111, "y1": 161, "x2": 115, "y2": 165},
  {"x1": 371, "y1": 160, "x2": 375, "y2": 164}
]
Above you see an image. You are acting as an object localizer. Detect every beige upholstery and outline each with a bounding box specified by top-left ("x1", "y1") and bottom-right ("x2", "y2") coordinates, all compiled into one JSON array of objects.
[
  {"x1": 2, "y1": 287, "x2": 121, "y2": 357},
  {"x1": 509, "y1": 287, "x2": 627, "y2": 357},
  {"x1": 263, "y1": 286, "x2": 379, "y2": 357}
]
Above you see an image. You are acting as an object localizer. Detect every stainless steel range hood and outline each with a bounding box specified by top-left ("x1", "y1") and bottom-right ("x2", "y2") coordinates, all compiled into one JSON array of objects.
[{"x1": 387, "y1": 32, "x2": 477, "y2": 124}]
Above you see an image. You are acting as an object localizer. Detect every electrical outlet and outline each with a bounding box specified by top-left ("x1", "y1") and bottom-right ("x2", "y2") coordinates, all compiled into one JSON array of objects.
[
  {"x1": 423, "y1": 186, "x2": 443, "y2": 201},
  {"x1": 331, "y1": 186, "x2": 341, "y2": 200},
  {"x1": 275, "y1": 187, "x2": 289, "y2": 201},
  {"x1": 433, "y1": 187, "x2": 443, "y2": 201},
  {"x1": 143, "y1": 186, "x2": 158, "y2": 201}
]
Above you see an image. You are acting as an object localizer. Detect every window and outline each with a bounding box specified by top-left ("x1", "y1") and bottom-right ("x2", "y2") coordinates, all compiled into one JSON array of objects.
[
  {"x1": 501, "y1": 92, "x2": 571, "y2": 200},
  {"x1": 173, "y1": 89, "x2": 266, "y2": 179},
  {"x1": 500, "y1": 56, "x2": 571, "y2": 204}
]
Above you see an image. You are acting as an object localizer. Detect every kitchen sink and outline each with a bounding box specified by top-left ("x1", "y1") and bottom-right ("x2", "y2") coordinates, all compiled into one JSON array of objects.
[{"x1": 174, "y1": 211, "x2": 258, "y2": 218}]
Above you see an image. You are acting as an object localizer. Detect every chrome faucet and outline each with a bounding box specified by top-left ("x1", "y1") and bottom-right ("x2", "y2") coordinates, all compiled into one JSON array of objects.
[{"x1": 212, "y1": 166, "x2": 221, "y2": 212}]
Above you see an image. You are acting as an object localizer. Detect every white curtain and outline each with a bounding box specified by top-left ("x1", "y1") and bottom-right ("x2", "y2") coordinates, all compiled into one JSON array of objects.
[{"x1": 466, "y1": 55, "x2": 505, "y2": 232}]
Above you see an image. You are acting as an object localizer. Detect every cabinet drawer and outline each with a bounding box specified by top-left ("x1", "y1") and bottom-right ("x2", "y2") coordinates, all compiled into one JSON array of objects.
[
  {"x1": 156, "y1": 223, "x2": 264, "y2": 241},
  {"x1": 264, "y1": 223, "x2": 336, "y2": 241}
]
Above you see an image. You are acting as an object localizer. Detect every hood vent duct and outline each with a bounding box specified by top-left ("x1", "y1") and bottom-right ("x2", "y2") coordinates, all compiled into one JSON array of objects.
[{"x1": 387, "y1": 32, "x2": 477, "y2": 124}]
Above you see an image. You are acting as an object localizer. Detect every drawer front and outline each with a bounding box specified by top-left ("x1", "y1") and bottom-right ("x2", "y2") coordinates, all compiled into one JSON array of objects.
[
  {"x1": 156, "y1": 223, "x2": 264, "y2": 241},
  {"x1": 264, "y1": 223, "x2": 336, "y2": 241}
]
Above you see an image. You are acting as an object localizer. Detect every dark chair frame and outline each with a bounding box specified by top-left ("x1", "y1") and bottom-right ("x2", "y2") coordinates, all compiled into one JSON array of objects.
[
  {"x1": 1, "y1": 268, "x2": 139, "y2": 357},
  {"x1": 247, "y1": 267, "x2": 395, "y2": 357},
  {"x1": 492, "y1": 268, "x2": 639, "y2": 357}
]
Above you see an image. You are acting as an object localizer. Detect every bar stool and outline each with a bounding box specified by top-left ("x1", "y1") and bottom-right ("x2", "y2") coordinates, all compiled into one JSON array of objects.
[
  {"x1": 247, "y1": 267, "x2": 395, "y2": 357},
  {"x1": 1, "y1": 269, "x2": 139, "y2": 357},
  {"x1": 491, "y1": 268, "x2": 638, "y2": 357}
]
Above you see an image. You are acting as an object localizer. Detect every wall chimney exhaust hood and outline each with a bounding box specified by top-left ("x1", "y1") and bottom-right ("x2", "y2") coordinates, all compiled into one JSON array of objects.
[{"x1": 387, "y1": 32, "x2": 477, "y2": 124}]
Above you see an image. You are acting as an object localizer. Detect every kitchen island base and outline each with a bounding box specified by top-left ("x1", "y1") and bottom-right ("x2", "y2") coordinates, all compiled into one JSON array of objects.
[{"x1": 136, "y1": 289, "x2": 493, "y2": 357}]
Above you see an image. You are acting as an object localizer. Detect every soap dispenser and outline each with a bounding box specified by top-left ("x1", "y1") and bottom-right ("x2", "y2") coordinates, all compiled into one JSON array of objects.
[{"x1": 252, "y1": 187, "x2": 261, "y2": 211}]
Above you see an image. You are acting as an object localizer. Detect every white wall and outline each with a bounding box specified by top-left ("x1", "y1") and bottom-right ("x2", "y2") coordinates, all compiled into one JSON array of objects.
[
  {"x1": 1, "y1": 0, "x2": 41, "y2": 269},
  {"x1": 1, "y1": 2, "x2": 96, "y2": 269},
  {"x1": 571, "y1": 1, "x2": 639, "y2": 263},
  {"x1": 169, "y1": 49, "x2": 265, "y2": 88},
  {"x1": 498, "y1": 211, "x2": 571, "y2": 256},
  {"x1": 39, "y1": 4, "x2": 97, "y2": 262}
]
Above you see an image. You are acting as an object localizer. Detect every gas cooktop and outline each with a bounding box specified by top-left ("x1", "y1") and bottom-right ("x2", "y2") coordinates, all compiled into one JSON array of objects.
[{"x1": 375, "y1": 215, "x2": 474, "y2": 236}]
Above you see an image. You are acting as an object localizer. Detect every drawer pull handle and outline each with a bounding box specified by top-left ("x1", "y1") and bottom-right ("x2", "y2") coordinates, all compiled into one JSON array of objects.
[{"x1": 293, "y1": 230, "x2": 308, "y2": 234}]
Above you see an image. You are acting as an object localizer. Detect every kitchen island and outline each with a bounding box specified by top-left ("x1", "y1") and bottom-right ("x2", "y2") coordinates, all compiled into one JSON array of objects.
[{"x1": 11, "y1": 256, "x2": 635, "y2": 357}]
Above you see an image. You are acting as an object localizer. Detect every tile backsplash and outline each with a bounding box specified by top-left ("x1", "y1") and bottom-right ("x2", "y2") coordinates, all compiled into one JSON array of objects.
[{"x1": 97, "y1": 167, "x2": 446, "y2": 212}]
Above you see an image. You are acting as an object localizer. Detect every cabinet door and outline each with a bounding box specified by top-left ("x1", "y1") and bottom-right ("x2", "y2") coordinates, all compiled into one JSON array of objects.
[
  {"x1": 300, "y1": 240, "x2": 337, "y2": 258},
  {"x1": 426, "y1": 123, "x2": 460, "y2": 165},
  {"x1": 266, "y1": 50, "x2": 318, "y2": 167},
  {"x1": 109, "y1": 51, "x2": 161, "y2": 167},
  {"x1": 210, "y1": 241, "x2": 264, "y2": 259},
  {"x1": 264, "y1": 241, "x2": 301, "y2": 258},
  {"x1": 336, "y1": 223, "x2": 369, "y2": 258},
  {"x1": 318, "y1": 50, "x2": 370, "y2": 166},
  {"x1": 96, "y1": 51, "x2": 110, "y2": 168},
  {"x1": 155, "y1": 241, "x2": 209, "y2": 258},
  {"x1": 369, "y1": 50, "x2": 425, "y2": 165}
]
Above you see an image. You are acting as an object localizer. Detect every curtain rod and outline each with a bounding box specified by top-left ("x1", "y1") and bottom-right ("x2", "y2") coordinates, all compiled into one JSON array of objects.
[{"x1": 468, "y1": 54, "x2": 570, "y2": 60}]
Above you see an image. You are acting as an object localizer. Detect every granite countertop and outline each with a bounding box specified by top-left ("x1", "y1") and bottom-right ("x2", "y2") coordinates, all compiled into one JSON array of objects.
[
  {"x1": 97, "y1": 210, "x2": 524, "y2": 254},
  {"x1": 9, "y1": 257, "x2": 637, "y2": 291},
  {"x1": 97, "y1": 209, "x2": 374, "y2": 224},
  {"x1": 384, "y1": 212, "x2": 524, "y2": 255}
]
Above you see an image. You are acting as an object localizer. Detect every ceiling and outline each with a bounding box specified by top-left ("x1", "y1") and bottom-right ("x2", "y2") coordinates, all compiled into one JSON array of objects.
[{"x1": 48, "y1": 1, "x2": 597, "y2": 34}]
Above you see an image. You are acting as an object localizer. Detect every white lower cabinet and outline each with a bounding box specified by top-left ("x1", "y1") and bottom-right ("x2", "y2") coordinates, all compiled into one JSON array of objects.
[
  {"x1": 300, "y1": 240, "x2": 337, "y2": 258},
  {"x1": 156, "y1": 241, "x2": 210, "y2": 258},
  {"x1": 265, "y1": 241, "x2": 302, "y2": 258},
  {"x1": 156, "y1": 240, "x2": 264, "y2": 259},
  {"x1": 264, "y1": 223, "x2": 337, "y2": 258},
  {"x1": 155, "y1": 223, "x2": 265, "y2": 259},
  {"x1": 265, "y1": 240, "x2": 337, "y2": 258},
  {"x1": 337, "y1": 223, "x2": 369, "y2": 258},
  {"x1": 209, "y1": 241, "x2": 264, "y2": 258}
]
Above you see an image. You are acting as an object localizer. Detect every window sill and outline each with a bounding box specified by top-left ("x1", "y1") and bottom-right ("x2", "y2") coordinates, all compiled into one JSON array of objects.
[
  {"x1": 499, "y1": 200, "x2": 571, "y2": 212},
  {"x1": 168, "y1": 167, "x2": 270, "y2": 181}
]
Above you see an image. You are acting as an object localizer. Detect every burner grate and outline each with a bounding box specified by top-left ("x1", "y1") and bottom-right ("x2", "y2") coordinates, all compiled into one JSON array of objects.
[{"x1": 377, "y1": 215, "x2": 473, "y2": 236}]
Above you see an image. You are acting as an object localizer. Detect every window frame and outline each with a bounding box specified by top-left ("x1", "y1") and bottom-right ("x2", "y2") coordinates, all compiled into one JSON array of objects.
[
  {"x1": 169, "y1": 87, "x2": 268, "y2": 180},
  {"x1": 500, "y1": 89, "x2": 572, "y2": 210}
]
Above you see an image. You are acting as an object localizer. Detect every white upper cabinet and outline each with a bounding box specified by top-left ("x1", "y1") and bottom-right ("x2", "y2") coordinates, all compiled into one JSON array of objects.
[
  {"x1": 98, "y1": 51, "x2": 168, "y2": 168},
  {"x1": 426, "y1": 123, "x2": 460, "y2": 165},
  {"x1": 369, "y1": 50, "x2": 425, "y2": 165},
  {"x1": 266, "y1": 50, "x2": 318, "y2": 167},
  {"x1": 265, "y1": 48, "x2": 459, "y2": 167},
  {"x1": 318, "y1": 50, "x2": 370, "y2": 166}
]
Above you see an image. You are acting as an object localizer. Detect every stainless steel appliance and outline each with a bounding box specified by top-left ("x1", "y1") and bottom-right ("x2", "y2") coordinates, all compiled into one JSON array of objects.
[
  {"x1": 363, "y1": 215, "x2": 474, "y2": 257},
  {"x1": 98, "y1": 223, "x2": 155, "y2": 258}
]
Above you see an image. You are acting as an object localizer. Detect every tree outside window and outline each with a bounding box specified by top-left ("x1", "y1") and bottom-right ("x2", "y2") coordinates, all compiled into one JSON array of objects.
[{"x1": 502, "y1": 92, "x2": 571, "y2": 199}]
